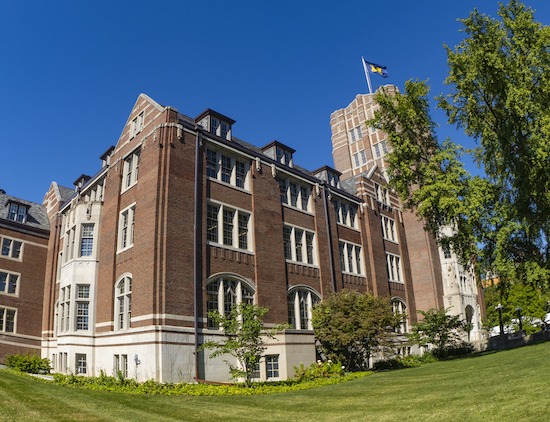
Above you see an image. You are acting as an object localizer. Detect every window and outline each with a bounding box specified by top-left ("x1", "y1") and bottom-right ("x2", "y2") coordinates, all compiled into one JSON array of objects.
[
  {"x1": 206, "y1": 278, "x2": 254, "y2": 329},
  {"x1": 221, "y1": 155, "x2": 232, "y2": 183},
  {"x1": 206, "y1": 203, "x2": 251, "y2": 252},
  {"x1": 75, "y1": 284, "x2": 90, "y2": 331},
  {"x1": 118, "y1": 205, "x2": 136, "y2": 251},
  {"x1": 220, "y1": 122, "x2": 229, "y2": 139},
  {"x1": 386, "y1": 253, "x2": 403, "y2": 282},
  {"x1": 206, "y1": 149, "x2": 218, "y2": 178},
  {"x1": 381, "y1": 216, "x2": 398, "y2": 243},
  {"x1": 276, "y1": 177, "x2": 310, "y2": 211},
  {"x1": 375, "y1": 183, "x2": 390, "y2": 205},
  {"x1": 58, "y1": 286, "x2": 71, "y2": 332},
  {"x1": 288, "y1": 288, "x2": 320, "y2": 330},
  {"x1": 359, "y1": 149, "x2": 367, "y2": 165},
  {"x1": 338, "y1": 241, "x2": 363, "y2": 275},
  {"x1": 116, "y1": 276, "x2": 132, "y2": 330},
  {"x1": 266, "y1": 355, "x2": 279, "y2": 378},
  {"x1": 0, "y1": 307, "x2": 16, "y2": 333},
  {"x1": 205, "y1": 148, "x2": 250, "y2": 190},
  {"x1": 353, "y1": 152, "x2": 360, "y2": 168},
  {"x1": 76, "y1": 354, "x2": 87, "y2": 374},
  {"x1": 1, "y1": 237, "x2": 22, "y2": 259},
  {"x1": 207, "y1": 204, "x2": 219, "y2": 243},
  {"x1": 123, "y1": 148, "x2": 141, "y2": 189},
  {"x1": 0, "y1": 271, "x2": 19, "y2": 295},
  {"x1": 238, "y1": 213, "x2": 249, "y2": 249},
  {"x1": 114, "y1": 354, "x2": 128, "y2": 378},
  {"x1": 349, "y1": 126, "x2": 362, "y2": 143},
  {"x1": 7, "y1": 203, "x2": 27, "y2": 223},
  {"x1": 131, "y1": 112, "x2": 144, "y2": 137},
  {"x1": 392, "y1": 300, "x2": 408, "y2": 333},
  {"x1": 443, "y1": 245, "x2": 452, "y2": 259},
  {"x1": 211, "y1": 117, "x2": 219, "y2": 135},
  {"x1": 373, "y1": 139, "x2": 388, "y2": 159},
  {"x1": 283, "y1": 225, "x2": 316, "y2": 265},
  {"x1": 333, "y1": 200, "x2": 358, "y2": 229},
  {"x1": 80, "y1": 224, "x2": 94, "y2": 257}
]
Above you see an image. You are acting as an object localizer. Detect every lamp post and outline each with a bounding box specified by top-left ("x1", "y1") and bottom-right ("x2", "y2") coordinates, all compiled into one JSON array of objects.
[
  {"x1": 516, "y1": 307, "x2": 523, "y2": 332},
  {"x1": 496, "y1": 303, "x2": 504, "y2": 336}
]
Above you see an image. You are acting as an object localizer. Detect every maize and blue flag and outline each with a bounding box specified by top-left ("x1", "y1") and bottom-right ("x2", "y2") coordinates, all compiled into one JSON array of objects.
[{"x1": 365, "y1": 61, "x2": 388, "y2": 78}]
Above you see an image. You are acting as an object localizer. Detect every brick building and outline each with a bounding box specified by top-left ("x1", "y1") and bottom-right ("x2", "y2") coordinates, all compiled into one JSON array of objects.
[
  {"x1": 0, "y1": 189, "x2": 51, "y2": 361},
  {"x1": 31, "y1": 89, "x2": 483, "y2": 383},
  {"x1": 330, "y1": 86, "x2": 483, "y2": 341}
]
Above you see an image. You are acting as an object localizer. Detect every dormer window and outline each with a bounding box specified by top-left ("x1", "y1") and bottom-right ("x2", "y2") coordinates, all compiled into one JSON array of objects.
[
  {"x1": 195, "y1": 109, "x2": 235, "y2": 141},
  {"x1": 7, "y1": 203, "x2": 27, "y2": 223},
  {"x1": 313, "y1": 166, "x2": 341, "y2": 188},
  {"x1": 262, "y1": 141, "x2": 295, "y2": 168}
]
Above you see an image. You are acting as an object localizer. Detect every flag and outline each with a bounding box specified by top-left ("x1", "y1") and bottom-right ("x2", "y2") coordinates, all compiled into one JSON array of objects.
[{"x1": 364, "y1": 60, "x2": 388, "y2": 78}]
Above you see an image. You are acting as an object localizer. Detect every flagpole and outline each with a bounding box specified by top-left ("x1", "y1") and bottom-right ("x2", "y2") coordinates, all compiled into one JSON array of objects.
[{"x1": 361, "y1": 57, "x2": 373, "y2": 94}]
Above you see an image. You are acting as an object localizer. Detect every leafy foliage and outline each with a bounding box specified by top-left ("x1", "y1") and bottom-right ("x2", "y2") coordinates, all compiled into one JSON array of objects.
[
  {"x1": 292, "y1": 360, "x2": 344, "y2": 382},
  {"x1": 311, "y1": 290, "x2": 401, "y2": 370},
  {"x1": 5, "y1": 353, "x2": 51, "y2": 374},
  {"x1": 373, "y1": 353, "x2": 438, "y2": 371},
  {"x1": 50, "y1": 371, "x2": 370, "y2": 396},
  {"x1": 408, "y1": 308, "x2": 467, "y2": 352},
  {"x1": 484, "y1": 282, "x2": 549, "y2": 334},
  {"x1": 368, "y1": 1, "x2": 550, "y2": 311},
  {"x1": 201, "y1": 303, "x2": 285, "y2": 386}
]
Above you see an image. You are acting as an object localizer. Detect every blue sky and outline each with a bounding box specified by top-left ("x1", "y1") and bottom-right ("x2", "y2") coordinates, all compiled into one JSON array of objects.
[{"x1": 2, "y1": 1, "x2": 549, "y2": 204}]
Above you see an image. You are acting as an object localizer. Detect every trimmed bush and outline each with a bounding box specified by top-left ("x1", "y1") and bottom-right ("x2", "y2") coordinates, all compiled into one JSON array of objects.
[
  {"x1": 6, "y1": 353, "x2": 51, "y2": 374},
  {"x1": 433, "y1": 342, "x2": 475, "y2": 359},
  {"x1": 293, "y1": 360, "x2": 345, "y2": 382}
]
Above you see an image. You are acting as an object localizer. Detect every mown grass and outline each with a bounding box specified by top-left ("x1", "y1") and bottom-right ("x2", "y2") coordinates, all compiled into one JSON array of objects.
[{"x1": 1, "y1": 342, "x2": 549, "y2": 421}]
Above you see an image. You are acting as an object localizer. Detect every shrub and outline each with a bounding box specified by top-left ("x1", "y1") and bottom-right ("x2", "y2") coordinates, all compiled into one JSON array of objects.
[
  {"x1": 293, "y1": 360, "x2": 345, "y2": 382},
  {"x1": 5, "y1": 353, "x2": 51, "y2": 374},
  {"x1": 373, "y1": 353, "x2": 439, "y2": 371},
  {"x1": 432, "y1": 342, "x2": 475, "y2": 359}
]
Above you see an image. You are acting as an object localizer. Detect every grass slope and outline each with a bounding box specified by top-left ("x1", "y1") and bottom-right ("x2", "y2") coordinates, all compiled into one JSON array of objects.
[{"x1": 1, "y1": 342, "x2": 549, "y2": 421}]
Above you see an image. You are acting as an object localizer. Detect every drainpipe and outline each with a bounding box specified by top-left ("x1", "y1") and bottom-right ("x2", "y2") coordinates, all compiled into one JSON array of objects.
[
  {"x1": 322, "y1": 184, "x2": 337, "y2": 292},
  {"x1": 193, "y1": 127, "x2": 202, "y2": 381}
]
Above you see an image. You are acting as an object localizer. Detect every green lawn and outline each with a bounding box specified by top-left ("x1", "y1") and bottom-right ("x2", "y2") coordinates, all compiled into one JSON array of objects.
[{"x1": 1, "y1": 342, "x2": 549, "y2": 421}]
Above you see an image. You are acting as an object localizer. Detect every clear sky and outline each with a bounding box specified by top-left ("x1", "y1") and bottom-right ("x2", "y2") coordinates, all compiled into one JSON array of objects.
[{"x1": 2, "y1": 1, "x2": 549, "y2": 204}]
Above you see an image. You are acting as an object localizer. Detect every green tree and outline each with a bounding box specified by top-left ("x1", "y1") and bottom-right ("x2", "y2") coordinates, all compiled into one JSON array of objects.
[
  {"x1": 368, "y1": 1, "x2": 550, "y2": 301},
  {"x1": 438, "y1": 0, "x2": 550, "y2": 292},
  {"x1": 484, "y1": 282, "x2": 549, "y2": 334},
  {"x1": 311, "y1": 290, "x2": 401, "y2": 370},
  {"x1": 408, "y1": 308, "x2": 466, "y2": 352},
  {"x1": 201, "y1": 303, "x2": 283, "y2": 386}
]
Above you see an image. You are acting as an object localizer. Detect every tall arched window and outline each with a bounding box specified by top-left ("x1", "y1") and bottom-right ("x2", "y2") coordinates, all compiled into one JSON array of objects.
[
  {"x1": 115, "y1": 276, "x2": 132, "y2": 330},
  {"x1": 392, "y1": 298, "x2": 407, "y2": 334},
  {"x1": 206, "y1": 276, "x2": 255, "y2": 329},
  {"x1": 287, "y1": 287, "x2": 320, "y2": 330}
]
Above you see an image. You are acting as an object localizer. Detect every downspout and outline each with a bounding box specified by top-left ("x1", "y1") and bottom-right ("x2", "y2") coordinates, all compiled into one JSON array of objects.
[
  {"x1": 193, "y1": 127, "x2": 202, "y2": 381},
  {"x1": 322, "y1": 183, "x2": 338, "y2": 292}
]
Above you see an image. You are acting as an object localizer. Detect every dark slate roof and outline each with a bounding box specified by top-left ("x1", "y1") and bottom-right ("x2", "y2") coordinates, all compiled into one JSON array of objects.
[
  {"x1": 58, "y1": 185, "x2": 75, "y2": 204},
  {"x1": 0, "y1": 191, "x2": 50, "y2": 232}
]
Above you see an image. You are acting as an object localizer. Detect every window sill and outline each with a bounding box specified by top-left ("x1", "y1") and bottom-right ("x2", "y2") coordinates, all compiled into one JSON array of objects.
[
  {"x1": 342, "y1": 271, "x2": 366, "y2": 278},
  {"x1": 336, "y1": 222, "x2": 360, "y2": 232},
  {"x1": 285, "y1": 260, "x2": 318, "y2": 269},
  {"x1": 282, "y1": 203, "x2": 313, "y2": 216},
  {"x1": 120, "y1": 181, "x2": 137, "y2": 195},
  {"x1": 116, "y1": 245, "x2": 134, "y2": 255},
  {"x1": 207, "y1": 242, "x2": 254, "y2": 255},
  {"x1": 207, "y1": 177, "x2": 251, "y2": 194},
  {"x1": 382, "y1": 238, "x2": 399, "y2": 245}
]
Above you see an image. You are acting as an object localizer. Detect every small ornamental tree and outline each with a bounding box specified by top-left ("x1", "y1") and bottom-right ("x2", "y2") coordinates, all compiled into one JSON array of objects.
[
  {"x1": 201, "y1": 303, "x2": 284, "y2": 386},
  {"x1": 408, "y1": 308, "x2": 466, "y2": 353},
  {"x1": 311, "y1": 290, "x2": 401, "y2": 371}
]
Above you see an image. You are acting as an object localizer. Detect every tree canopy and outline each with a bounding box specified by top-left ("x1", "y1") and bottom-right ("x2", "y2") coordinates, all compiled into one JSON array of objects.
[
  {"x1": 368, "y1": 1, "x2": 550, "y2": 314},
  {"x1": 311, "y1": 290, "x2": 401, "y2": 370}
]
